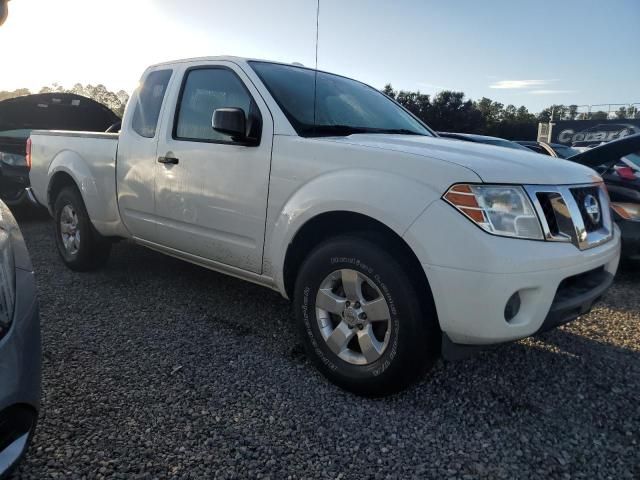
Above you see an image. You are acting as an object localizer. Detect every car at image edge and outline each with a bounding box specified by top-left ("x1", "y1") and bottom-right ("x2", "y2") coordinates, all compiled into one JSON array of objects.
[
  {"x1": 27, "y1": 57, "x2": 620, "y2": 395},
  {"x1": 0, "y1": 200, "x2": 41, "y2": 479}
]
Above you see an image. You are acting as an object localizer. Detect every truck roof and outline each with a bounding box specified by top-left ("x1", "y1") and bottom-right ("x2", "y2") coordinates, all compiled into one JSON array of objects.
[
  {"x1": 148, "y1": 56, "x2": 297, "y2": 70},
  {"x1": 145, "y1": 57, "x2": 343, "y2": 77}
]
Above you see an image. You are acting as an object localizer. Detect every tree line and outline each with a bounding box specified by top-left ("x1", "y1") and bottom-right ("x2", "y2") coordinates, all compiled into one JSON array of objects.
[
  {"x1": 1, "y1": 83, "x2": 637, "y2": 139},
  {"x1": 0, "y1": 84, "x2": 129, "y2": 117},
  {"x1": 383, "y1": 84, "x2": 639, "y2": 140}
]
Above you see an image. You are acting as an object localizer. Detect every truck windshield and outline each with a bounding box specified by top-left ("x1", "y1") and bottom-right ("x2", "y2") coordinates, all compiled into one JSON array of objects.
[{"x1": 250, "y1": 61, "x2": 433, "y2": 138}]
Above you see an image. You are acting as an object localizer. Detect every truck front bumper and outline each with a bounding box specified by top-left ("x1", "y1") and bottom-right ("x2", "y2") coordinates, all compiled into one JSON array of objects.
[{"x1": 403, "y1": 200, "x2": 621, "y2": 350}]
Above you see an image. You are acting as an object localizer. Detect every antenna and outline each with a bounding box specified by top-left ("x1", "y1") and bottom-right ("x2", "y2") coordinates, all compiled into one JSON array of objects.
[
  {"x1": 312, "y1": 0, "x2": 320, "y2": 130},
  {"x1": 315, "y1": 0, "x2": 320, "y2": 70}
]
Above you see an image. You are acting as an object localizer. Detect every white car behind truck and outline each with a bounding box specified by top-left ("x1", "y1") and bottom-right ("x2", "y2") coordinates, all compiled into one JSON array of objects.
[{"x1": 28, "y1": 57, "x2": 620, "y2": 395}]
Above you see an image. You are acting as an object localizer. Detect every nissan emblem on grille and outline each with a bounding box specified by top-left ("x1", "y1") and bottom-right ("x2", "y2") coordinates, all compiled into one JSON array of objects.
[{"x1": 583, "y1": 194, "x2": 601, "y2": 224}]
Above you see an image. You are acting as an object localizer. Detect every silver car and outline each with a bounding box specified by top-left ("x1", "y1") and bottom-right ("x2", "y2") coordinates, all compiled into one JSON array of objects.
[{"x1": 0, "y1": 201, "x2": 40, "y2": 478}]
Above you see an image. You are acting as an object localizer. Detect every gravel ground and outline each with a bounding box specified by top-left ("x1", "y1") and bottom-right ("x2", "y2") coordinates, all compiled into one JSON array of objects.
[{"x1": 10, "y1": 211, "x2": 640, "y2": 480}]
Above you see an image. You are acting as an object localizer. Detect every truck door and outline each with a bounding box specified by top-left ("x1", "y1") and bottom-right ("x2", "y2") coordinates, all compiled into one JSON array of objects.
[
  {"x1": 117, "y1": 68, "x2": 174, "y2": 240},
  {"x1": 153, "y1": 61, "x2": 273, "y2": 274}
]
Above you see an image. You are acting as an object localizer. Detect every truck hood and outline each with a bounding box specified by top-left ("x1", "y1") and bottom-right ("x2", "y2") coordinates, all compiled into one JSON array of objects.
[
  {"x1": 328, "y1": 134, "x2": 600, "y2": 185},
  {"x1": 0, "y1": 93, "x2": 120, "y2": 135}
]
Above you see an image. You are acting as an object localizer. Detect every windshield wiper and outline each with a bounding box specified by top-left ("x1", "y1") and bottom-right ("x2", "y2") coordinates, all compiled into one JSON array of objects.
[
  {"x1": 304, "y1": 125, "x2": 374, "y2": 137},
  {"x1": 368, "y1": 128, "x2": 425, "y2": 136},
  {"x1": 304, "y1": 125, "x2": 426, "y2": 137}
]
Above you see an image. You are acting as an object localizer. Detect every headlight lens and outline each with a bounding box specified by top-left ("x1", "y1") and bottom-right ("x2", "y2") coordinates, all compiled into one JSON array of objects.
[
  {"x1": 444, "y1": 184, "x2": 543, "y2": 240},
  {"x1": 0, "y1": 228, "x2": 16, "y2": 339},
  {"x1": 611, "y1": 202, "x2": 640, "y2": 221},
  {"x1": 0, "y1": 151, "x2": 27, "y2": 167}
]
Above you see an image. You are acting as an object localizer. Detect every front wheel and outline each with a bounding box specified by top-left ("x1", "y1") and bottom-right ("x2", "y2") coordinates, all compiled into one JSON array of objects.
[
  {"x1": 294, "y1": 235, "x2": 439, "y2": 396},
  {"x1": 53, "y1": 186, "x2": 111, "y2": 271}
]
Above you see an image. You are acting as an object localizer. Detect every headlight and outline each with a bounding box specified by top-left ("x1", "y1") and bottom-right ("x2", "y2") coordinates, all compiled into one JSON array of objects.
[
  {"x1": 0, "y1": 227, "x2": 16, "y2": 339},
  {"x1": 0, "y1": 151, "x2": 27, "y2": 167},
  {"x1": 611, "y1": 202, "x2": 640, "y2": 221},
  {"x1": 444, "y1": 184, "x2": 543, "y2": 240}
]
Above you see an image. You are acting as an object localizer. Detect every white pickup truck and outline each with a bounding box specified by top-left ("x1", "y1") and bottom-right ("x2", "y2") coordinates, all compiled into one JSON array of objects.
[{"x1": 29, "y1": 57, "x2": 620, "y2": 395}]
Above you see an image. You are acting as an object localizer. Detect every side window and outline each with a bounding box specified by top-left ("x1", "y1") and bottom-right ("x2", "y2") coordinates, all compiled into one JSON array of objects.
[
  {"x1": 131, "y1": 69, "x2": 172, "y2": 138},
  {"x1": 174, "y1": 68, "x2": 258, "y2": 143}
]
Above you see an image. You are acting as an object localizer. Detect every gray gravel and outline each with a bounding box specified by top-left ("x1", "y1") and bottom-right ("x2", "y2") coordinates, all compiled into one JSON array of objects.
[{"x1": 10, "y1": 211, "x2": 640, "y2": 479}]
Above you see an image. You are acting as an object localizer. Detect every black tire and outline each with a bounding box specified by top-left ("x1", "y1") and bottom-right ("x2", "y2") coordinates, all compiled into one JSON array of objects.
[
  {"x1": 53, "y1": 186, "x2": 111, "y2": 271},
  {"x1": 294, "y1": 235, "x2": 440, "y2": 396},
  {"x1": 0, "y1": 407, "x2": 38, "y2": 480}
]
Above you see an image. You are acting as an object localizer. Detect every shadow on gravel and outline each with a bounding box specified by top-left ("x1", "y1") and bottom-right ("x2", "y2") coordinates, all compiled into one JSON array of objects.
[
  {"x1": 541, "y1": 327, "x2": 640, "y2": 359},
  {"x1": 9, "y1": 204, "x2": 50, "y2": 223}
]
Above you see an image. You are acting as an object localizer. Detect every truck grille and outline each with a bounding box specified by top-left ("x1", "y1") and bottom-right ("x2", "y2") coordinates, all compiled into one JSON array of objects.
[
  {"x1": 536, "y1": 193, "x2": 559, "y2": 236},
  {"x1": 526, "y1": 183, "x2": 613, "y2": 250}
]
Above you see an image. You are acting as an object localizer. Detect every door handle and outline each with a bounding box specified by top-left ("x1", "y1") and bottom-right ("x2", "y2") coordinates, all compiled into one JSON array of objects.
[{"x1": 158, "y1": 156, "x2": 179, "y2": 165}]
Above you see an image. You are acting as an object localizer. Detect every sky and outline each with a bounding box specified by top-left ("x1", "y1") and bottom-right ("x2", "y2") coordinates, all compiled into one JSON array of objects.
[{"x1": 0, "y1": 0, "x2": 638, "y2": 112}]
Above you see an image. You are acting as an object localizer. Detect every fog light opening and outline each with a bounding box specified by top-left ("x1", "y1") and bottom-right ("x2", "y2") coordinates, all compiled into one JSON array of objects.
[{"x1": 504, "y1": 292, "x2": 521, "y2": 322}]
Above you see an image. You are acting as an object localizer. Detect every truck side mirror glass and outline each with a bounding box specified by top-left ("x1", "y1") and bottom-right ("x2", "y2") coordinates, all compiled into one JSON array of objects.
[{"x1": 212, "y1": 108, "x2": 246, "y2": 141}]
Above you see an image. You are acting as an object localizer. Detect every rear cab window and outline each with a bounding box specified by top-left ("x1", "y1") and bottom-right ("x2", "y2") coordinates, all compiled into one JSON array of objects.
[{"x1": 131, "y1": 69, "x2": 173, "y2": 138}]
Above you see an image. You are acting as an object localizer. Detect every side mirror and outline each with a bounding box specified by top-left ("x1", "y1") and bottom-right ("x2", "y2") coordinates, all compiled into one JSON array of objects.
[{"x1": 212, "y1": 108, "x2": 246, "y2": 141}]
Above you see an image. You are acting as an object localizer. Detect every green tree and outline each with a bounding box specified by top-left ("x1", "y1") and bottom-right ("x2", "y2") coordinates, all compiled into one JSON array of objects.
[
  {"x1": 0, "y1": 88, "x2": 31, "y2": 102},
  {"x1": 475, "y1": 97, "x2": 504, "y2": 133},
  {"x1": 382, "y1": 85, "x2": 431, "y2": 121},
  {"x1": 516, "y1": 106, "x2": 536, "y2": 123},
  {"x1": 39, "y1": 83, "x2": 65, "y2": 94},
  {"x1": 590, "y1": 111, "x2": 608, "y2": 120},
  {"x1": 38, "y1": 83, "x2": 129, "y2": 117},
  {"x1": 396, "y1": 90, "x2": 431, "y2": 120},
  {"x1": 614, "y1": 106, "x2": 639, "y2": 119},
  {"x1": 382, "y1": 84, "x2": 396, "y2": 98},
  {"x1": 537, "y1": 104, "x2": 569, "y2": 122},
  {"x1": 426, "y1": 91, "x2": 484, "y2": 133},
  {"x1": 568, "y1": 105, "x2": 578, "y2": 120},
  {"x1": 502, "y1": 104, "x2": 517, "y2": 122}
]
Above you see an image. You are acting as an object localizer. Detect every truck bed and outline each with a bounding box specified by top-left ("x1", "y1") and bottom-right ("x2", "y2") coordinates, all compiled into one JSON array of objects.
[
  {"x1": 29, "y1": 130, "x2": 127, "y2": 237},
  {"x1": 31, "y1": 130, "x2": 119, "y2": 140}
]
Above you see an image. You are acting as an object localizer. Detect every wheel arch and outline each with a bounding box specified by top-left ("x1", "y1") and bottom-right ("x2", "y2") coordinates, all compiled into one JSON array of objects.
[
  {"x1": 47, "y1": 170, "x2": 79, "y2": 212},
  {"x1": 281, "y1": 210, "x2": 438, "y2": 330}
]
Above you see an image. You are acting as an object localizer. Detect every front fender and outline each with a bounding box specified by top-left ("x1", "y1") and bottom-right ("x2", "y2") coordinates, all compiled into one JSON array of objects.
[{"x1": 266, "y1": 168, "x2": 443, "y2": 295}]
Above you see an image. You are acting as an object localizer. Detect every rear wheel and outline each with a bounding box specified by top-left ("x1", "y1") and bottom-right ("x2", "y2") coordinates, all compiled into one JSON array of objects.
[
  {"x1": 294, "y1": 235, "x2": 439, "y2": 396},
  {"x1": 53, "y1": 186, "x2": 111, "y2": 271}
]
